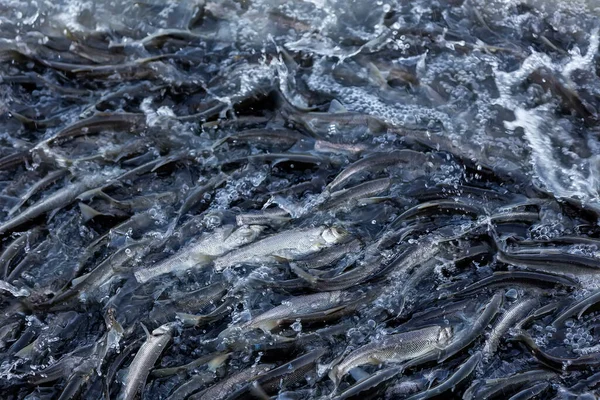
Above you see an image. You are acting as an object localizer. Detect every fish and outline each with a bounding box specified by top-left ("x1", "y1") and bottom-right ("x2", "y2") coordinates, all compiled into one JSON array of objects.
[
  {"x1": 48, "y1": 239, "x2": 152, "y2": 307},
  {"x1": 168, "y1": 172, "x2": 229, "y2": 233},
  {"x1": 329, "y1": 325, "x2": 453, "y2": 385},
  {"x1": 213, "y1": 226, "x2": 348, "y2": 271},
  {"x1": 8, "y1": 170, "x2": 68, "y2": 217},
  {"x1": 463, "y1": 369, "x2": 557, "y2": 400},
  {"x1": 249, "y1": 348, "x2": 326, "y2": 395},
  {"x1": 437, "y1": 292, "x2": 503, "y2": 362},
  {"x1": 151, "y1": 352, "x2": 230, "y2": 378},
  {"x1": 482, "y1": 297, "x2": 538, "y2": 361},
  {"x1": 134, "y1": 225, "x2": 264, "y2": 283},
  {"x1": 497, "y1": 248, "x2": 600, "y2": 276},
  {"x1": 237, "y1": 291, "x2": 360, "y2": 332},
  {"x1": 236, "y1": 207, "x2": 291, "y2": 227},
  {"x1": 0, "y1": 174, "x2": 112, "y2": 235},
  {"x1": 118, "y1": 323, "x2": 174, "y2": 400},
  {"x1": 332, "y1": 366, "x2": 404, "y2": 400},
  {"x1": 404, "y1": 351, "x2": 482, "y2": 400},
  {"x1": 455, "y1": 271, "x2": 579, "y2": 297},
  {"x1": 507, "y1": 382, "x2": 550, "y2": 400},
  {"x1": 551, "y1": 288, "x2": 600, "y2": 327},
  {"x1": 513, "y1": 330, "x2": 600, "y2": 371},
  {"x1": 327, "y1": 150, "x2": 430, "y2": 191},
  {"x1": 212, "y1": 128, "x2": 309, "y2": 151},
  {"x1": 0, "y1": 227, "x2": 42, "y2": 278},
  {"x1": 187, "y1": 364, "x2": 274, "y2": 400},
  {"x1": 321, "y1": 178, "x2": 392, "y2": 211}
]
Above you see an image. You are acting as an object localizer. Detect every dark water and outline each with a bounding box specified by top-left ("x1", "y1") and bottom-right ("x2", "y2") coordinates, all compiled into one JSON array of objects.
[{"x1": 1, "y1": 0, "x2": 600, "y2": 399}]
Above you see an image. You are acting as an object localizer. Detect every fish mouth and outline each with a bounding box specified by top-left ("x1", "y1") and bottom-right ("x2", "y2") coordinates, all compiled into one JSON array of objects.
[{"x1": 322, "y1": 226, "x2": 349, "y2": 243}]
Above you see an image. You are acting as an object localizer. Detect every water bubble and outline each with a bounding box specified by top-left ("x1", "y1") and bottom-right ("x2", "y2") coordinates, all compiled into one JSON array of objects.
[
  {"x1": 291, "y1": 320, "x2": 302, "y2": 332},
  {"x1": 505, "y1": 288, "x2": 518, "y2": 300}
]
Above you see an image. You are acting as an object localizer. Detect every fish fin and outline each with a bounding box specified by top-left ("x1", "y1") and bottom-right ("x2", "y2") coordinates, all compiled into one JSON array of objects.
[
  {"x1": 140, "y1": 323, "x2": 151, "y2": 339},
  {"x1": 207, "y1": 353, "x2": 231, "y2": 372},
  {"x1": 577, "y1": 304, "x2": 593, "y2": 320},
  {"x1": 366, "y1": 62, "x2": 388, "y2": 89},
  {"x1": 367, "y1": 117, "x2": 387, "y2": 133},
  {"x1": 15, "y1": 342, "x2": 35, "y2": 359},
  {"x1": 257, "y1": 320, "x2": 279, "y2": 332},
  {"x1": 151, "y1": 155, "x2": 179, "y2": 172},
  {"x1": 79, "y1": 202, "x2": 109, "y2": 222},
  {"x1": 323, "y1": 305, "x2": 347, "y2": 315},
  {"x1": 270, "y1": 254, "x2": 290, "y2": 263},
  {"x1": 328, "y1": 99, "x2": 348, "y2": 113},
  {"x1": 250, "y1": 382, "x2": 270, "y2": 400},
  {"x1": 47, "y1": 208, "x2": 61, "y2": 223},
  {"x1": 290, "y1": 263, "x2": 319, "y2": 284},
  {"x1": 71, "y1": 272, "x2": 91, "y2": 287},
  {"x1": 211, "y1": 136, "x2": 229, "y2": 150}
]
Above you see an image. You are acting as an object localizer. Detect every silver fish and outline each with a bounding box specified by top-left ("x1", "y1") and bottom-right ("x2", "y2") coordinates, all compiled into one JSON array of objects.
[
  {"x1": 135, "y1": 225, "x2": 265, "y2": 283},
  {"x1": 0, "y1": 174, "x2": 110, "y2": 235},
  {"x1": 482, "y1": 297, "x2": 538, "y2": 361},
  {"x1": 241, "y1": 291, "x2": 356, "y2": 332},
  {"x1": 329, "y1": 325, "x2": 452, "y2": 385},
  {"x1": 213, "y1": 226, "x2": 348, "y2": 271},
  {"x1": 118, "y1": 323, "x2": 174, "y2": 400}
]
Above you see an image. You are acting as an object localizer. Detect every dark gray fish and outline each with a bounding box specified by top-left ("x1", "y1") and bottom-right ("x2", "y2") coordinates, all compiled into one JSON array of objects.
[
  {"x1": 455, "y1": 271, "x2": 579, "y2": 297},
  {"x1": 328, "y1": 150, "x2": 429, "y2": 191},
  {"x1": 187, "y1": 364, "x2": 274, "y2": 400},
  {"x1": 463, "y1": 369, "x2": 557, "y2": 400},
  {"x1": 438, "y1": 292, "x2": 503, "y2": 362},
  {"x1": 514, "y1": 330, "x2": 600, "y2": 371},
  {"x1": 321, "y1": 178, "x2": 392, "y2": 211},
  {"x1": 0, "y1": 174, "x2": 112, "y2": 235},
  {"x1": 1, "y1": 227, "x2": 42, "y2": 278},
  {"x1": 249, "y1": 348, "x2": 326, "y2": 395},
  {"x1": 507, "y1": 382, "x2": 550, "y2": 400},
  {"x1": 213, "y1": 128, "x2": 309, "y2": 151},
  {"x1": 551, "y1": 289, "x2": 600, "y2": 327},
  {"x1": 332, "y1": 366, "x2": 403, "y2": 400},
  {"x1": 404, "y1": 351, "x2": 482, "y2": 400},
  {"x1": 497, "y1": 248, "x2": 600, "y2": 276}
]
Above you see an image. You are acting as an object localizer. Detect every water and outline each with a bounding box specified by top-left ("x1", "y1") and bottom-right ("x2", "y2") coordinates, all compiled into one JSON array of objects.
[{"x1": 1, "y1": 0, "x2": 600, "y2": 399}]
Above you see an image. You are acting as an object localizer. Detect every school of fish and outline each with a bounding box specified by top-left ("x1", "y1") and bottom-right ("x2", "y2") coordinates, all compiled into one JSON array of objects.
[{"x1": 1, "y1": 0, "x2": 600, "y2": 399}]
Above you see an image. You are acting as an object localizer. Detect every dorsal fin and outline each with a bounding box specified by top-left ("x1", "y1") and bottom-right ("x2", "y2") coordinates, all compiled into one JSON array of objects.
[{"x1": 328, "y1": 99, "x2": 347, "y2": 113}]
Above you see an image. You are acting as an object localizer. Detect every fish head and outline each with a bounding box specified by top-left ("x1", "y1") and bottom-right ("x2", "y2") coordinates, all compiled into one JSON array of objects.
[
  {"x1": 438, "y1": 326, "x2": 453, "y2": 345},
  {"x1": 322, "y1": 226, "x2": 349, "y2": 244},
  {"x1": 236, "y1": 224, "x2": 265, "y2": 241}
]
